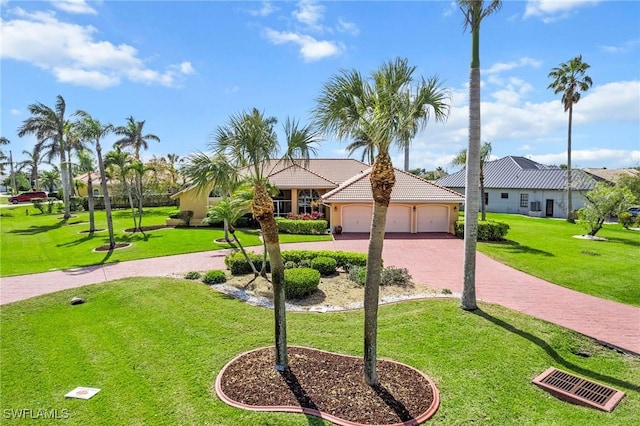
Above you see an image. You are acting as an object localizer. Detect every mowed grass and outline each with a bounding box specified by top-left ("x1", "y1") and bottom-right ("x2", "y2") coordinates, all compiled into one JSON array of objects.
[
  {"x1": 476, "y1": 214, "x2": 640, "y2": 307},
  {"x1": 0, "y1": 206, "x2": 332, "y2": 277},
  {"x1": 1, "y1": 278, "x2": 638, "y2": 425}
]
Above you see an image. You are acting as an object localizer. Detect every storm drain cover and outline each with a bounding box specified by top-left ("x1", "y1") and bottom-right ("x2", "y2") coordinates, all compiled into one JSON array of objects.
[{"x1": 533, "y1": 367, "x2": 625, "y2": 412}]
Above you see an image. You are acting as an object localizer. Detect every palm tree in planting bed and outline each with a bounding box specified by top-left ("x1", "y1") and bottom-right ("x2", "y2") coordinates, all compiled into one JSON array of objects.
[
  {"x1": 74, "y1": 111, "x2": 117, "y2": 250},
  {"x1": 104, "y1": 146, "x2": 137, "y2": 232},
  {"x1": 212, "y1": 109, "x2": 320, "y2": 371},
  {"x1": 314, "y1": 57, "x2": 449, "y2": 385},
  {"x1": 548, "y1": 54, "x2": 593, "y2": 222},
  {"x1": 458, "y1": 0, "x2": 502, "y2": 311},
  {"x1": 17, "y1": 95, "x2": 72, "y2": 219}
]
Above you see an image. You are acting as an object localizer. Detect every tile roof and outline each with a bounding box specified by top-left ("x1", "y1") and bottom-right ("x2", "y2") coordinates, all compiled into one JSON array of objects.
[
  {"x1": 436, "y1": 156, "x2": 598, "y2": 191},
  {"x1": 584, "y1": 168, "x2": 639, "y2": 183},
  {"x1": 321, "y1": 168, "x2": 465, "y2": 203},
  {"x1": 267, "y1": 164, "x2": 338, "y2": 189}
]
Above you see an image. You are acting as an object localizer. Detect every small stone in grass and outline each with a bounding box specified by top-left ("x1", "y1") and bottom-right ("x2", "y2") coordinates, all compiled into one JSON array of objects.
[{"x1": 70, "y1": 297, "x2": 85, "y2": 305}]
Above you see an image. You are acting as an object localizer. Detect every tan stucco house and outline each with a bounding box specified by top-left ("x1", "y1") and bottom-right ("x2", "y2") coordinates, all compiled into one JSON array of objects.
[{"x1": 171, "y1": 158, "x2": 464, "y2": 234}]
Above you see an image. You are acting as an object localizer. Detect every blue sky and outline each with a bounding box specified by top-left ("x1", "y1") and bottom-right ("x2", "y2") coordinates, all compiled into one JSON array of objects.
[{"x1": 1, "y1": 0, "x2": 639, "y2": 174}]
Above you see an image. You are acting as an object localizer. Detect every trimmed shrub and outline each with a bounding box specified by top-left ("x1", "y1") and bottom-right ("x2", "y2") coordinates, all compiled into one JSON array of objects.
[
  {"x1": 202, "y1": 270, "x2": 227, "y2": 284},
  {"x1": 284, "y1": 261, "x2": 297, "y2": 269},
  {"x1": 284, "y1": 268, "x2": 320, "y2": 299},
  {"x1": 281, "y1": 250, "x2": 367, "y2": 269},
  {"x1": 618, "y1": 211, "x2": 634, "y2": 229},
  {"x1": 184, "y1": 271, "x2": 202, "y2": 280},
  {"x1": 310, "y1": 256, "x2": 337, "y2": 276},
  {"x1": 276, "y1": 218, "x2": 328, "y2": 234},
  {"x1": 348, "y1": 265, "x2": 367, "y2": 285},
  {"x1": 380, "y1": 266, "x2": 412, "y2": 286},
  {"x1": 224, "y1": 251, "x2": 269, "y2": 275},
  {"x1": 454, "y1": 220, "x2": 510, "y2": 241}
]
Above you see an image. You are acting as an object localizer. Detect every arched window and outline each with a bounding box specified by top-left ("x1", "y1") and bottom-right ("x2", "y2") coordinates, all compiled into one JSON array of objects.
[{"x1": 93, "y1": 188, "x2": 100, "y2": 196}]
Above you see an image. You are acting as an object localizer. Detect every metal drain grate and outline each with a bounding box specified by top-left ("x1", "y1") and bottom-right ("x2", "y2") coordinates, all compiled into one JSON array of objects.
[{"x1": 533, "y1": 367, "x2": 625, "y2": 412}]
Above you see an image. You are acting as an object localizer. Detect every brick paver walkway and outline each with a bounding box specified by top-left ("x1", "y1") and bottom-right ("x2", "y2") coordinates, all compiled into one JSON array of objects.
[{"x1": 1, "y1": 234, "x2": 638, "y2": 355}]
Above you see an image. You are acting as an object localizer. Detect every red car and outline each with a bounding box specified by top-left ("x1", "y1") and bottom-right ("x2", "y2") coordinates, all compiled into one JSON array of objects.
[{"x1": 8, "y1": 191, "x2": 48, "y2": 204}]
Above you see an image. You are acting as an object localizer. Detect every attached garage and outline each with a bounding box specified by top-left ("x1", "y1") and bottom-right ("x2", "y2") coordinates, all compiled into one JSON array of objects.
[
  {"x1": 341, "y1": 205, "x2": 373, "y2": 233},
  {"x1": 385, "y1": 205, "x2": 411, "y2": 232},
  {"x1": 417, "y1": 205, "x2": 449, "y2": 233}
]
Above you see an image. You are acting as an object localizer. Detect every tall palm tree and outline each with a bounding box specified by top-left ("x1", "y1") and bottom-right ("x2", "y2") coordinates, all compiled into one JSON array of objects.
[
  {"x1": 212, "y1": 108, "x2": 320, "y2": 371},
  {"x1": 0, "y1": 137, "x2": 10, "y2": 176},
  {"x1": 0, "y1": 137, "x2": 17, "y2": 194},
  {"x1": 105, "y1": 146, "x2": 137, "y2": 231},
  {"x1": 128, "y1": 159, "x2": 156, "y2": 232},
  {"x1": 548, "y1": 55, "x2": 593, "y2": 222},
  {"x1": 114, "y1": 116, "x2": 160, "y2": 160},
  {"x1": 17, "y1": 95, "x2": 72, "y2": 219},
  {"x1": 74, "y1": 111, "x2": 117, "y2": 249},
  {"x1": 451, "y1": 141, "x2": 492, "y2": 221},
  {"x1": 314, "y1": 57, "x2": 449, "y2": 385},
  {"x1": 77, "y1": 149, "x2": 97, "y2": 232},
  {"x1": 18, "y1": 145, "x2": 45, "y2": 189},
  {"x1": 458, "y1": 0, "x2": 502, "y2": 312},
  {"x1": 166, "y1": 153, "x2": 182, "y2": 190},
  {"x1": 40, "y1": 168, "x2": 61, "y2": 194},
  {"x1": 345, "y1": 132, "x2": 376, "y2": 165}
]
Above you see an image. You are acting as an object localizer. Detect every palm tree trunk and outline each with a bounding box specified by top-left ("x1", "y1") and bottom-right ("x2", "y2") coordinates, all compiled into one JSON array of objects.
[
  {"x1": 566, "y1": 103, "x2": 574, "y2": 222},
  {"x1": 461, "y1": 66, "x2": 481, "y2": 312},
  {"x1": 87, "y1": 173, "x2": 95, "y2": 233},
  {"x1": 67, "y1": 146, "x2": 75, "y2": 197},
  {"x1": 96, "y1": 142, "x2": 115, "y2": 249},
  {"x1": 59, "y1": 148, "x2": 71, "y2": 220},
  {"x1": 253, "y1": 183, "x2": 287, "y2": 370},
  {"x1": 364, "y1": 152, "x2": 395, "y2": 386},
  {"x1": 480, "y1": 168, "x2": 486, "y2": 221}
]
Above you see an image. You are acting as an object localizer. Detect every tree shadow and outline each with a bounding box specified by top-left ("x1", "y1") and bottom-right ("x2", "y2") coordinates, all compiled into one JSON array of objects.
[
  {"x1": 8, "y1": 219, "x2": 68, "y2": 235},
  {"x1": 278, "y1": 368, "x2": 327, "y2": 425},
  {"x1": 605, "y1": 236, "x2": 640, "y2": 248},
  {"x1": 484, "y1": 240, "x2": 554, "y2": 257},
  {"x1": 371, "y1": 383, "x2": 413, "y2": 422},
  {"x1": 471, "y1": 309, "x2": 640, "y2": 393},
  {"x1": 56, "y1": 233, "x2": 96, "y2": 248}
]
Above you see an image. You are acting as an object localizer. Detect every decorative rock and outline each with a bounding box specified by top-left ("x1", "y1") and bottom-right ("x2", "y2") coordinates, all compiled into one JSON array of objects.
[{"x1": 70, "y1": 297, "x2": 85, "y2": 305}]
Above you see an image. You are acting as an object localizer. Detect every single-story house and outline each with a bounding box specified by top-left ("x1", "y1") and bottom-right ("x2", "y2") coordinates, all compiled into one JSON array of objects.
[
  {"x1": 435, "y1": 156, "x2": 599, "y2": 218},
  {"x1": 171, "y1": 158, "x2": 464, "y2": 234},
  {"x1": 584, "y1": 167, "x2": 639, "y2": 184}
]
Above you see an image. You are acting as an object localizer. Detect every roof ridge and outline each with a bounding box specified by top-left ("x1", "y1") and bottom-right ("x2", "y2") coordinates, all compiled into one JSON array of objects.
[
  {"x1": 321, "y1": 167, "x2": 372, "y2": 199},
  {"x1": 268, "y1": 162, "x2": 339, "y2": 186},
  {"x1": 394, "y1": 168, "x2": 469, "y2": 197}
]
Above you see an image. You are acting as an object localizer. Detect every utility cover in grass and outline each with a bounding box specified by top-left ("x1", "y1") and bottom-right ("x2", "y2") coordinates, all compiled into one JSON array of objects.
[{"x1": 65, "y1": 387, "x2": 101, "y2": 400}]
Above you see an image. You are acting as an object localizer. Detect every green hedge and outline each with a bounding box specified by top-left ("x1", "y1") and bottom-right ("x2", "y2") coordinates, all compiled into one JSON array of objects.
[
  {"x1": 224, "y1": 249, "x2": 367, "y2": 276},
  {"x1": 284, "y1": 268, "x2": 320, "y2": 299},
  {"x1": 310, "y1": 256, "x2": 337, "y2": 276},
  {"x1": 454, "y1": 221, "x2": 510, "y2": 241},
  {"x1": 202, "y1": 270, "x2": 227, "y2": 284},
  {"x1": 275, "y1": 218, "x2": 328, "y2": 234}
]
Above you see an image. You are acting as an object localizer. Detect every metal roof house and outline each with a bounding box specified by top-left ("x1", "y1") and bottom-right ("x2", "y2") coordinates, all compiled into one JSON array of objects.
[
  {"x1": 171, "y1": 158, "x2": 464, "y2": 234},
  {"x1": 435, "y1": 156, "x2": 599, "y2": 218}
]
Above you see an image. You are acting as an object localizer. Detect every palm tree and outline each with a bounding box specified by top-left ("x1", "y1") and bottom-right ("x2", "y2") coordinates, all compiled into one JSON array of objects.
[
  {"x1": 212, "y1": 108, "x2": 320, "y2": 371},
  {"x1": 314, "y1": 57, "x2": 449, "y2": 385},
  {"x1": 451, "y1": 141, "x2": 492, "y2": 221},
  {"x1": 345, "y1": 132, "x2": 376, "y2": 165},
  {"x1": 114, "y1": 116, "x2": 160, "y2": 160},
  {"x1": 74, "y1": 111, "x2": 116, "y2": 249},
  {"x1": 0, "y1": 137, "x2": 10, "y2": 176},
  {"x1": 548, "y1": 55, "x2": 593, "y2": 222},
  {"x1": 18, "y1": 145, "x2": 46, "y2": 189},
  {"x1": 77, "y1": 149, "x2": 97, "y2": 232},
  {"x1": 40, "y1": 168, "x2": 61, "y2": 194},
  {"x1": 17, "y1": 95, "x2": 72, "y2": 219},
  {"x1": 166, "y1": 153, "x2": 182, "y2": 191},
  {"x1": 128, "y1": 159, "x2": 156, "y2": 232},
  {"x1": 458, "y1": 0, "x2": 502, "y2": 312},
  {"x1": 104, "y1": 146, "x2": 137, "y2": 231}
]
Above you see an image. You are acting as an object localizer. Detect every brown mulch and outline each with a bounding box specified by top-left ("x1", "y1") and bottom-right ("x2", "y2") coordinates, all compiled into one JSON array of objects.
[
  {"x1": 123, "y1": 225, "x2": 174, "y2": 233},
  {"x1": 94, "y1": 243, "x2": 131, "y2": 252},
  {"x1": 217, "y1": 346, "x2": 436, "y2": 425}
]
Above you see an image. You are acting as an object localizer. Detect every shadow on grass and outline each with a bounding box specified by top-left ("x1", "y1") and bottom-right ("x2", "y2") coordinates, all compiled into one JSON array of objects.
[
  {"x1": 605, "y1": 236, "x2": 640, "y2": 248},
  {"x1": 8, "y1": 218, "x2": 68, "y2": 235},
  {"x1": 485, "y1": 240, "x2": 554, "y2": 257},
  {"x1": 56, "y1": 232, "x2": 96, "y2": 248},
  {"x1": 472, "y1": 309, "x2": 640, "y2": 393}
]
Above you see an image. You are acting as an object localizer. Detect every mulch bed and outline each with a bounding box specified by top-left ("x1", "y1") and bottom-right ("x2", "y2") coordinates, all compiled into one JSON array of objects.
[
  {"x1": 94, "y1": 243, "x2": 131, "y2": 252},
  {"x1": 123, "y1": 225, "x2": 174, "y2": 233},
  {"x1": 216, "y1": 346, "x2": 438, "y2": 425}
]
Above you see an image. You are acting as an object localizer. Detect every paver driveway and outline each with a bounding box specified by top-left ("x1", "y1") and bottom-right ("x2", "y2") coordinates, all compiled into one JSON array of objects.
[{"x1": 1, "y1": 233, "x2": 638, "y2": 355}]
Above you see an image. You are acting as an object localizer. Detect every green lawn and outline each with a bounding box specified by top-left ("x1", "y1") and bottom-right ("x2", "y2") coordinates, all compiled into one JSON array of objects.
[
  {"x1": 476, "y1": 214, "x2": 640, "y2": 307},
  {"x1": 1, "y1": 278, "x2": 637, "y2": 425},
  {"x1": 0, "y1": 206, "x2": 332, "y2": 277}
]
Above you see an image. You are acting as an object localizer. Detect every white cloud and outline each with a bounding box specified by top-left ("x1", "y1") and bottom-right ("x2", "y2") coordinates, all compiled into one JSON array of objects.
[
  {"x1": 579, "y1": 81, "x2": 640, "y2": 122},
  {"x1": 248, "y1": 1, "x2": 277, "y2": 17},
  {"x1": 49, "y1": 0, "x2": 98, "y2": 15},
  {"x1": 530, "y1": 149, "x2": 640, "y2": 168},
  {"x1": 293, "y1": 0, "x2": 325, "y2": 32},
  {"x1": 337, "y1": 17, "x2": 359, "y2": 36},
  {"x1": 224, "y1": 85, "x2": 240, "y2": 94},
  {"x1": 263, "y1": 29, "x2": 343, "y2": 62},
  {"x1": 599, "y1": 39, "x2": 640, "y2": 54},
  {"x1": 10, "y1": 108, "x2": 21, "y2": 116},
  {"x1": 0, "y1": 8, "x2": 194, "y2": 89},
  {"x1": 484, "y1": 57, "x2": 542, "y2": 75},
  {"x1": 524, "y1": 0, "x2": 600, "y2": 22}
]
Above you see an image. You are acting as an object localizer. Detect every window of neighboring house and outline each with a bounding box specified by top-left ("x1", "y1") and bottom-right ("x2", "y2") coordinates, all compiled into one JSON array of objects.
[
  {"x1": 501, "y1": 193, "x2": 508, "y2": 199},
  {"x1": 273, "y1": 190, "x2": 292, "y2": 216},
  {"x1": 298, "y1": 189, "x2": 321, "y2": 214},
  {"x1": 484, "y1": 192, "x2": 489, "y2": 205},
  {"x1": 93, "y1": 188, "x2": 100, "y2": 196},
  {"x1": 520, "y1": 193, "x2": 529, "y2": 208}
]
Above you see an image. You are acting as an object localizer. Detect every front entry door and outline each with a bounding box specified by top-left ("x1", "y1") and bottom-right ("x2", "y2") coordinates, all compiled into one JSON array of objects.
[{"x1": 546, "y1": 199, "x2": 554, "y2": 217}]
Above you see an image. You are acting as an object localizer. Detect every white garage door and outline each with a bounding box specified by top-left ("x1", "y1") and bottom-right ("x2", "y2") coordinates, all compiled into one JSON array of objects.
[
  {"x1": 417, "y1": 205, "x2": 449, "y2": 232},
  {"x1": 385, "y1": 205, "x2": 411, "y2": 232},
  {"x1": 342, "y1": 205, "x2": 372, "y2": 232}
]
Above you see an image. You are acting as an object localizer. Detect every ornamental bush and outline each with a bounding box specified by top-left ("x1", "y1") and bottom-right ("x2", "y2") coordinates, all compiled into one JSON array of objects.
[
  {"x1": 348, "y1": 265, "x2": 367, "y2": 285},
  {"x1": 276, "y1": 218, "x2": 328, "y2": 234},
  {"x1": 284, "y1": 268, "x2": 320, "y2": 299},
  {"x1": 618, "y1": 212, "x2": 634, "y2": 229},
  {"x1": 281, "y1": 250, "x2": 367, "y2": 269},
  {"x1": 224, "y1": 251, "x2": 269, "y2": 275},
  {"x1": 454, "y1": 220, "x2": 510, "y2": 241},
  {"x1": 310, "y1": 256, "x2": 337, "y2": 276},
  {"x1": 380, "y1": 266, "x2": 412, "y2": 286},
  {"x1": 184, "y1": 271, "x2": 202, "y2": 280},
  {"x1": 202, "y1": 270, "x2": 227, "y2": 285}
]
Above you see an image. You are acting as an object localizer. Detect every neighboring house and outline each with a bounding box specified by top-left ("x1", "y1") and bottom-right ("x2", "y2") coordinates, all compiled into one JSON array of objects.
[
  {"x1": 171, "y1": 158, "x2": 464, "y2": 234},
  {"x1": 584, "y1": 167, "x2": 639, "y2": 184},
  {"x1": 74, "y1": 172, "x2": 105, "y2": 197},
  {"x1": 436, "y1": 156, "x2": 599, "y2": 219}
]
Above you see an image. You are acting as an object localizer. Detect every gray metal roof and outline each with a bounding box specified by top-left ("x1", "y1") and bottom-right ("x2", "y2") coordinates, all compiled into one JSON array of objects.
[{"x1": 436, "y1": 156, "x2": 597, "y2": 190}]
